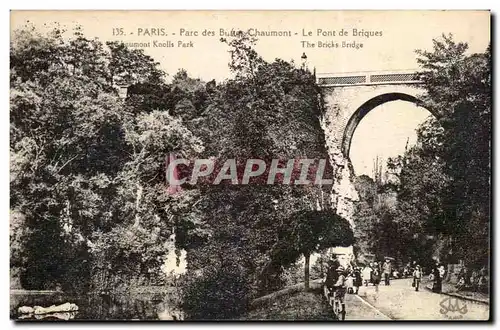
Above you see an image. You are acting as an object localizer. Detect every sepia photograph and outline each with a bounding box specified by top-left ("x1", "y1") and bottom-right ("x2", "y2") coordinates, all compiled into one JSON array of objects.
[{"x1": 9, "y1": 10, "x2": 491, "y2": 321}]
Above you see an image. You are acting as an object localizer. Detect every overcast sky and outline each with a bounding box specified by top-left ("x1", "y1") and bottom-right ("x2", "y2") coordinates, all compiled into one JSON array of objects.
[
  {"x1": 11, "y1": 11, "x2": 490, "y2": 178},
  {"x1": 350, "y1": 101, "x2": 431, "y2": 177}
]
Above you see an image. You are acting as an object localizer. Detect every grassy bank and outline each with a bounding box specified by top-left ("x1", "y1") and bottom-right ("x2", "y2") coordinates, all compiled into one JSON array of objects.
[{"x1": 241, "y1": 282, "x2": 334, "y2": 321}]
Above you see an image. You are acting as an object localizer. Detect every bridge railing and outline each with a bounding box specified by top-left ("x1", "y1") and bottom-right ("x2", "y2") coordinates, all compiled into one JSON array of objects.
[{"x1": 316, "y1": 70, "x2": 422, "y2": 87}]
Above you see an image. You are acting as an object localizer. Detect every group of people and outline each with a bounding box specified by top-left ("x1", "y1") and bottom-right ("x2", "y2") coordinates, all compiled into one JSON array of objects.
[
  {"x1": 324, "y1": 256, "x2": 489, "y2": 299},
  {"x1": 324, "y1": 256, "x2": 429, "y2": 295},
  {"x1": 428, "y1": 263, "x2": 445, "y2": 293},
  {"x1": 406, "y1": 261, "x2": 442, "y2": 292},
  {"x1": 323, "y1": 258, "x2": 347, "y2": 317},
  {"x1": 455, "y1": 266, "x2": 489, "y2": 293},
  {"x1": 360, "y1": 259, "x2": 394, "y2": 290},
  {"x1": 323, "y1": 257, "x2": 395, "y2": 297},
  {"x1": 427, "y1": 263, "x2": 489, "y2": 294}
]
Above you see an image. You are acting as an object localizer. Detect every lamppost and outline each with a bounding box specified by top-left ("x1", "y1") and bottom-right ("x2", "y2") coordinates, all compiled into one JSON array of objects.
[
  {"x1": 115, "y1": 82, "x2": 130, "y2": 99},
  {"x1": 301, "y1": 52, "x2": 308, "y2": 71}
]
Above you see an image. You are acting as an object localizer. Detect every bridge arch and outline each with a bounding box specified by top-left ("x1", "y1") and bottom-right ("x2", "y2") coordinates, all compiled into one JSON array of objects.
[
  {"x1": 341, "y1": 92, "x2": 434, "y2": 158},
  {"x1": 316, "y1": 70, "x2": 433, "y2": 230}
]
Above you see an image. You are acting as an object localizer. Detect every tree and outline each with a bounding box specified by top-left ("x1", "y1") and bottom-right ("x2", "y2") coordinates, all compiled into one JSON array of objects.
[
  {"x1": 106, "y1": 40, "x2": 165, "y2": 85},
  {"x1": 414, "y1": 34, "x2": 490, "y2": 267},
  {"x1": 10, "y1": 25, "x2": 128, "y2": 289},
  {"x1": 286, "y1": 210, "x2": 353, "y2": 290},
  {"x1": 368, "y1": 35, "x2": 491, "y2": 271},
  {"x1": 178, "y1": 32, "x2": 335, "y2": 314},
  {"x1": 10, "y1": 24, "x2": 202, "y2": 291}
]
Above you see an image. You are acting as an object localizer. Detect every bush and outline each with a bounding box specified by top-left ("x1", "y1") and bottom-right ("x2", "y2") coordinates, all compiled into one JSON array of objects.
[{"x1": 182, "y1": 266, "x2": 251, "y2": 320}]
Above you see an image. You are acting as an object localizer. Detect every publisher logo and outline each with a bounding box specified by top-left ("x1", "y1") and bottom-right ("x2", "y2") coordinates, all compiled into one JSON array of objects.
[{"x1": 439, "y1": 297, "x2": 468, "y2": 319}]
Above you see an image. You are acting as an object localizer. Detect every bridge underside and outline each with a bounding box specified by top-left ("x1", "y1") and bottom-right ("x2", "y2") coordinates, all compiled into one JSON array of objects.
[{"x1": 341, "y1": 92, "x2": 420, "y2": 158}]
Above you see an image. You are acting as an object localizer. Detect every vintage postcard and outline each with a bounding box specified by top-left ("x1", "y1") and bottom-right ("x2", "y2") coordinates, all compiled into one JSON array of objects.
[{"x1": 10, "y1": 10, "x2": 491, "y2": 321}]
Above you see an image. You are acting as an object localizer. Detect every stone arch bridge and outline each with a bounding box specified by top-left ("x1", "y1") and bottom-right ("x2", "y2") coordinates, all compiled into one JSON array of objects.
[{"x1": 316, "y1": 70, "x2": 426, "y2": 261}]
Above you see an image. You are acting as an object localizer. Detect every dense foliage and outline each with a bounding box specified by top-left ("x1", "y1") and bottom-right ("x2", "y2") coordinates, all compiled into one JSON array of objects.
[
  {"x1": 10, "y1": 25, "x2": 203, "y2": 291},
  {"x1": 10, "y1": 27, "x2": 353, "y2": 319},
  {"x1": 353, "y1": 35, "x2": 490, "y2": 274},
  {"x1": 178, "y1": 34, "x2": 353, "y2": 318}
]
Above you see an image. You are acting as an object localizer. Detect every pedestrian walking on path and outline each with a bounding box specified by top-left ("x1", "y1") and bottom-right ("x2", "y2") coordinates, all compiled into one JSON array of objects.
[
  {"x1": 372, "y1": 262, "x2": 381, "y2": 292},
  {"x1": 413, "y1": 265, "x2": 422, "y2": 291},
  {"x1": 362, "y1": 264, "x2": 372, "y2": 287},
  {"x1": 383, "y1": 259, "x2": 392, "y2": 286}
]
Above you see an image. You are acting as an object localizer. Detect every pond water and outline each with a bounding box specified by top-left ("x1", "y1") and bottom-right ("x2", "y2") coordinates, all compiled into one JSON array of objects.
[{"x1": 11, "y1": 291, "x2": 184, "y2": 321}]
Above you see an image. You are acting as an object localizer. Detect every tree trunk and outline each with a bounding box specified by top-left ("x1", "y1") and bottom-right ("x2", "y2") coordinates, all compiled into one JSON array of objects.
[{"x1": 304, "y1": 253, "x2": 310, "y2": 291}]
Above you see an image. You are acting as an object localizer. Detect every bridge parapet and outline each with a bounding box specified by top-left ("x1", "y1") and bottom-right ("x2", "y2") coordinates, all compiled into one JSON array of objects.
[{"x1": 316, "y1": 70, "x2": 422, "y2": 87}]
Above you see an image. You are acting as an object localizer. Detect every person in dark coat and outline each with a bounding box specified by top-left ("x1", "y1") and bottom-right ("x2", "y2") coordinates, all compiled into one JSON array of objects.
[
  {"x1": 371, "y1": 262, "x2": 381, "y2": 292},
  {"x1": 353, "y1": 267, "x2": 363, "y2": 294},
  {"x1": 431, "y1": 263, "x2": 442, "y2": 293},
  {"x1": 325, "y1": 258, "x2": 340, "y2": 292}
]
